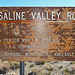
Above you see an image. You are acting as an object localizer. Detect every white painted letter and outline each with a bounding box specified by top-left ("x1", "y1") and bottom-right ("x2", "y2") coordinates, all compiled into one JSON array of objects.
[
  {"x1": 31, "y1": 12, "x2": 36, "y2": 20},
  {"x1": 57, "y1": 12, "x2": 61, "y2": 20},
  {"x1": 22, "y1": 12, "x2": 25, "y2": 20},
  {"x1": 67, "y1": 12, "x2": 71, "y2": 20},
  {"x1": 52, "y1": 12, "x2": 55, "y2": 20},
  {"x1": 0, "y1": 12, "x2": 3, "y2": 20}
]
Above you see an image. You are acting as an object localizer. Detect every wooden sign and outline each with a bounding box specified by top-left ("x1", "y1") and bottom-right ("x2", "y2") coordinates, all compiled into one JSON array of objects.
[{"x1": 0, "y1": 7, "x2": 75, "y2": 61}]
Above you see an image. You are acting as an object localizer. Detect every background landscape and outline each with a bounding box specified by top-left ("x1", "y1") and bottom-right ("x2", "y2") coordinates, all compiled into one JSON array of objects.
[{"x1": 0, "y1": 60, "x2": 75, "y2": 75}]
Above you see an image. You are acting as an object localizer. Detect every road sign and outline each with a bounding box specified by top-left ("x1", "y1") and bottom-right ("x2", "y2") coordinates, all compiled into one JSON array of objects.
[{"x1": 0, "y1": 7, "x2": 75, "y2": 61}]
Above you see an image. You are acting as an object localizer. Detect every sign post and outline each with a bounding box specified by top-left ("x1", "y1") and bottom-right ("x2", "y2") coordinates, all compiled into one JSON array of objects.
[{"x1": 20, "y1": 61, "x2": 25, "y2": 75}]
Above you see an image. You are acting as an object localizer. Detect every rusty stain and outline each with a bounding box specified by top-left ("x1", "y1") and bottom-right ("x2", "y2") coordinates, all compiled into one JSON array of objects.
[{"x1": 0, "y1": 7, "x2": 75, "y2": 61}]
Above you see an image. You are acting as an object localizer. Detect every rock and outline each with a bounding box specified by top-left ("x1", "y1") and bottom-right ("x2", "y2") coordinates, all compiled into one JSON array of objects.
[
  {"x1": 28, "y1": 72, "x2": 36, "y2": 75},
  {"x1": 58, "y1": 66, "x2": 63, "y2": 69},
  {"x1": 0, "y1": 67, "x2": 6, "y2": 74}
]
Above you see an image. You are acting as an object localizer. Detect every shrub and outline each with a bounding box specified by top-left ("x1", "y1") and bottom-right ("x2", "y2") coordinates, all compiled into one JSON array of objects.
[
  {"x1": 25, "y1": 62, "x2": 27, "y2": 66},
  {"x1": 31, "y1": 69, "x2": 39, "y2": 75},
  {"x1": 29, "y1": 64, "x2": 35, "y2": 67},
  {"x1": 9, "y1": 62, "x2": 19, "y2": 70},
  {"x1": 35, "y1": 61, "x2": 46, "y2": 65},
  {"x1": 40, "y1": 70, "x2": 51, "y2": 75},
  {"x1": 64, "y1": 68, "x2": 70, "y2": 75},
  {"x1": 70, "y1": 62, "x2": 75, "y2": 64},
  {"x1": 44, "y1": 65, "x2": 54, "y2": 71},
  {"x1": 64, "y1": 68, "x2": 69, "y2": 73}
]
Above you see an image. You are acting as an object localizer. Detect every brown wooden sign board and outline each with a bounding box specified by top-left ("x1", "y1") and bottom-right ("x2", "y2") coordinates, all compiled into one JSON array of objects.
[{"x1": 0, "y1": 7, "x2": 75, "y2": 61}]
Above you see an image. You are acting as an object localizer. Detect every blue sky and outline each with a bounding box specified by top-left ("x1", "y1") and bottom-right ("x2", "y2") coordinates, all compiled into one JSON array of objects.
[{"x1": 0, "y1": 0, "x2": 75, "y2": 7}]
